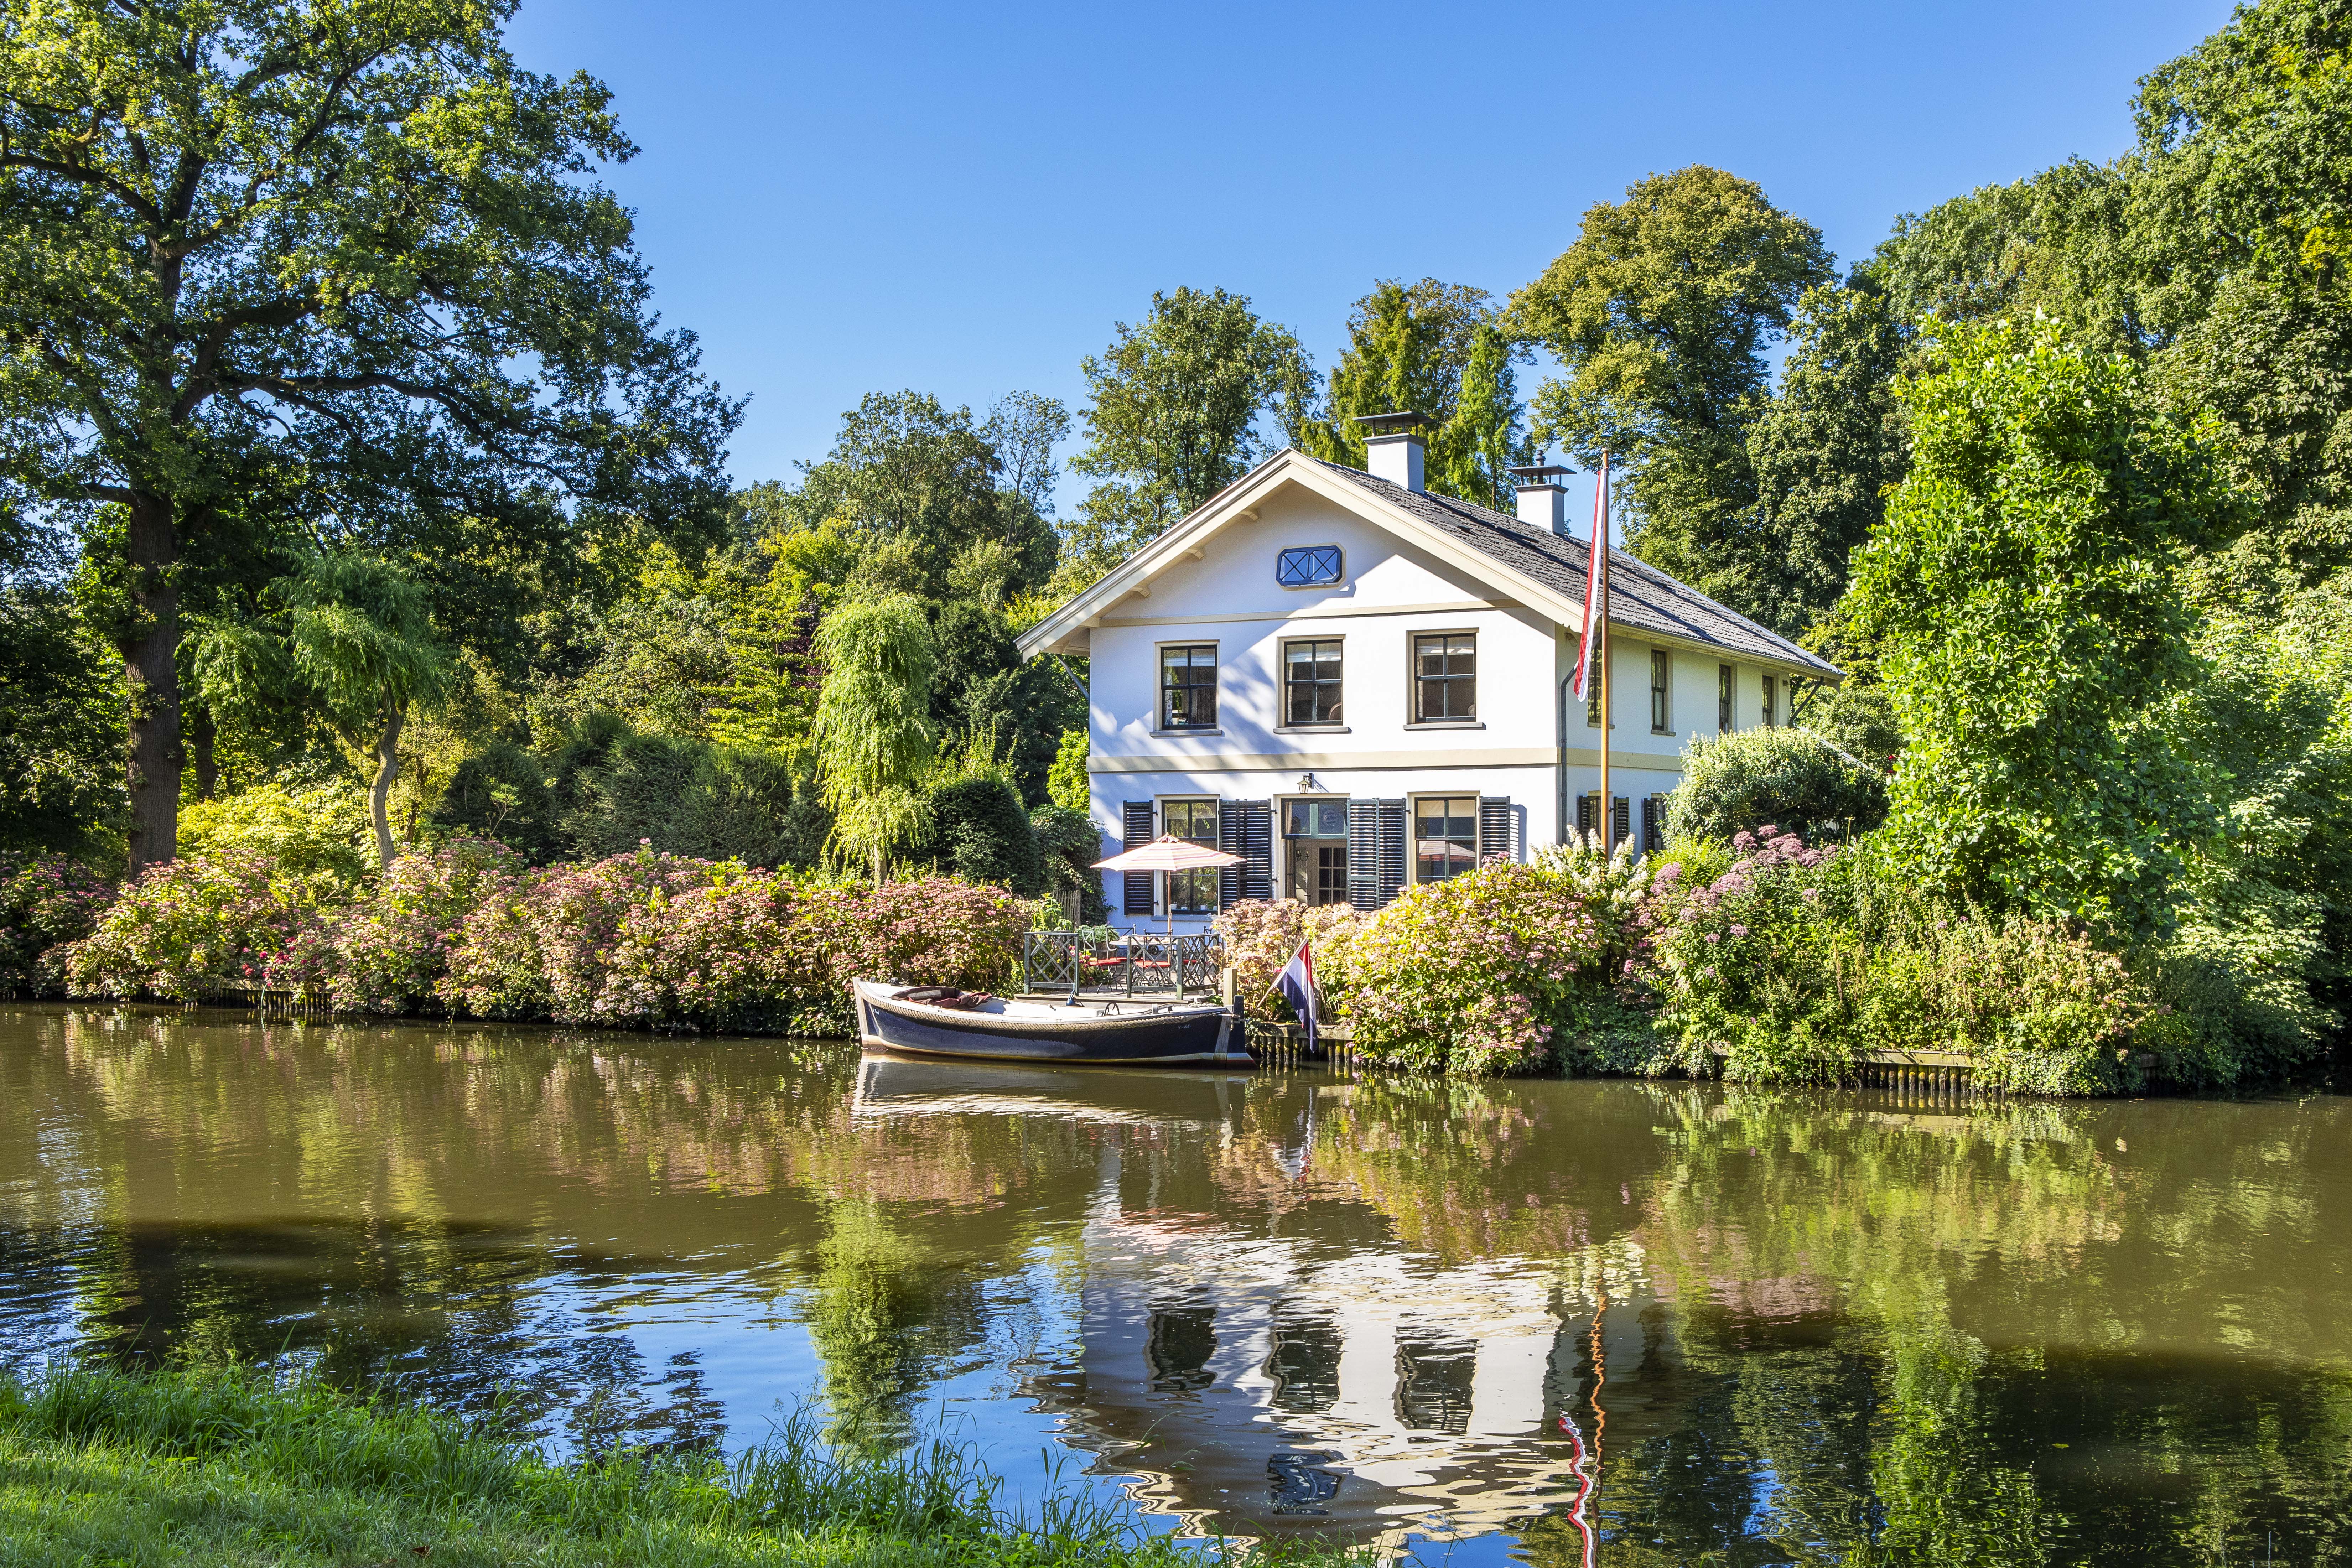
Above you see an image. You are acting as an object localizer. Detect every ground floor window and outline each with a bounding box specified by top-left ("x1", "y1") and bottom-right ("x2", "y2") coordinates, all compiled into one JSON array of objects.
[
  {"x1": 1162, "y1": 798, "x2": 1222, "y2": 913},
  {"x1": 1283, "y1": 798, "x2": 1349, "y2": 904},
  {"x1": 1414, "y1": 796, "x2": 1479, "y2": 883}
]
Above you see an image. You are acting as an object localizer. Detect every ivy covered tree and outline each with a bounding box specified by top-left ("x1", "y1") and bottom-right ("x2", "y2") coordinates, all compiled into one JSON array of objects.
[
  {"x1": 1847, "y1": 320, "x2": 2230, "y2": 937},
  {"x1": 0, "y1": 0, "x2": 738, "y2": 871}
]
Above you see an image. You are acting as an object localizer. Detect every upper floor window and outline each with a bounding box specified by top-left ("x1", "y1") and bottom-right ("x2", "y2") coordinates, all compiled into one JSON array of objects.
[
  {"x1": 1414, "y1": 795, "x2": 1479, "y2": 883},
  {"x1": 1276, "y1": 546, "x2": 1344, "y2": 588},
  {"x1": 1160, "y1": 645, "x2": 1218, "y2": 730},
  {"x1": 1650, "y1": 649, "x2": 1671, "y2": 733},
  {"x1": 1761, "y1": 674, "x2": 1777, "y2": 728},
  {"x1": 1414, "y1": 633, "x2": 1475, "y2": 722},
  {"x1": 1718, "y1": 664, "x2": 1733, "y2": 732},
  {"x1": 1283, "y1": 639, "x2": 1343, "y2": 725}
]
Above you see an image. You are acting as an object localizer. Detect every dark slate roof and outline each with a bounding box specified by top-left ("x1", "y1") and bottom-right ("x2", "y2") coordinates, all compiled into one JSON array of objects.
[{"x1": 1308, "y1": 456, "x2": 1840, "y2": 677}]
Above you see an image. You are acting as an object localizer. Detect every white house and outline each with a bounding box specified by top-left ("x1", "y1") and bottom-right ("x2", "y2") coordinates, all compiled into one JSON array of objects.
[{"x1": 1017, "y1": 416, "x2": 1840, "y2": 932}]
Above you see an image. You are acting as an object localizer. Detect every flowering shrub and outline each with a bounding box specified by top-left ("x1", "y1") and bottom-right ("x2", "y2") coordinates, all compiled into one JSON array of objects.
[
  {"x1": 1345, "y1": 861, "x2": 1610, "y2": 1075},
  {"x1": 273, "y1": 839, "x2": 526, "y2": 1013},
  {"x1": 0, "y1": 853, "x2": 115, "y2": 997},
  {"x1": 65, "y1": 852, "x2": 327, "y2": 1002},
  {"x1": 1648, "y1": 826, "x2": 2158, "y2": 1090},
  {"x1": 44, "y1": 832, "x2": 1030, "y2": 1040},
  {"x1": 1211, "y1": 897, "x2": 1368, "y2": 1026}
]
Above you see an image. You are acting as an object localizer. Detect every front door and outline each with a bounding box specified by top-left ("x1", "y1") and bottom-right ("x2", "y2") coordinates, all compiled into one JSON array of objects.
[{"x1": 1283, "y1": 798, "x2": 1350, "y2": 905}]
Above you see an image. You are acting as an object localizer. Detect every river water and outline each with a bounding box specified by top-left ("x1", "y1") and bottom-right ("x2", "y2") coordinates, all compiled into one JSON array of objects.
[{"x1": 2, "y1": 1004, "x2": 2347, "y2": 1566}]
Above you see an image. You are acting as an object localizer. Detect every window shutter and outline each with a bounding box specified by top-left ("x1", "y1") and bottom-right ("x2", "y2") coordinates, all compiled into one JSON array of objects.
[
  {"x1": 1347, "y1": 799, "x2": 1407, "y2": 910},
  {"x1": 1122, "y1": 801, "x2": 1155, "y2": 915},
  {"x1": 1577, "y1": 793, "x2": 1597, "y2": 837},
  {"x1": 1612, "y1": 796, "x2": 1630, "y2": 846},
  {"x1": 1219, "y1": 798, "x2": 1241, "y2": 910},
  {"x1": 1240, "y1": 800, "x2": 1273, "y2": 901},
  {"x1": 1347, "y1": 800, "x2": 1381, "y2": 911},
  {"x1": 1641, "y1": 795, "x2": 1663, "y2": 855},
  {"x1": 1379, "y1": 800, "x2": 1407, "y2": 904},
  {"x1": 1217, "y1": 799, "x2": 1272, "y2": 908},
  {"x1": 1478, "y1": 797, "x2": 1514, "y2": 864}
]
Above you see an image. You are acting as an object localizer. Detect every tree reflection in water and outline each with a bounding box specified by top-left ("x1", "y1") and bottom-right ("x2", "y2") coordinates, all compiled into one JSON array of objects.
[{"x1": 2, "y1": 1006, "x2": 2350, "y2": 1564}]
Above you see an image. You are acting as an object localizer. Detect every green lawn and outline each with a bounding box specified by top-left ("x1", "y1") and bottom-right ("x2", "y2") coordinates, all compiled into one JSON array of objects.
[{"x1": 0, "y1": 1364, "x2": 1344, "y2": 1568}]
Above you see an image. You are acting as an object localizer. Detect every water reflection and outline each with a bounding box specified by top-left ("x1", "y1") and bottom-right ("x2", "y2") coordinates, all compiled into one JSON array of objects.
[{"x1": 3, "y1": 1004, "x2": 2350, "y2": 1563}]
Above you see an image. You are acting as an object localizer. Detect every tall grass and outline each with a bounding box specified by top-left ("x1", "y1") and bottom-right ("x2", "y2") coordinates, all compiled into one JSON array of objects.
[{"x1": 0, "y1": 1361, "x2": 1358, "y2": 1568}]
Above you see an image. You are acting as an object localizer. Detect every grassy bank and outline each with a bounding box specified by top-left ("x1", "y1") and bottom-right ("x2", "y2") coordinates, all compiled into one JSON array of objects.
[{"x1": 0, "y1": 1362, "x2": 1343, "y2": 1568}]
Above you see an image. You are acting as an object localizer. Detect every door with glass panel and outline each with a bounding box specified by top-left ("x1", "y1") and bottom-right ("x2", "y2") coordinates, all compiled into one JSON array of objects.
[{"x1": 1283, "y1": 798, "x2": 1350, "y2": 904}]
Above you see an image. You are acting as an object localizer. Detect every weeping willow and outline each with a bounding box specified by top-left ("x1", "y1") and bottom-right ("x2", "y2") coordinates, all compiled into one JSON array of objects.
[{"x1": 811, "y1": 594, "x2": 936, "y2": 884}]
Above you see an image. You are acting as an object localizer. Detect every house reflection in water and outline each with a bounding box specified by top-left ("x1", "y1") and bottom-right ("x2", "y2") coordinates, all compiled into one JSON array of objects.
[
  {"x1": 849, "y1": 1056, "x2": 1650, "y2": 1549},
  {"x1": 1027, "y1": 1203, "x2": 1650, "y2": 1549}
]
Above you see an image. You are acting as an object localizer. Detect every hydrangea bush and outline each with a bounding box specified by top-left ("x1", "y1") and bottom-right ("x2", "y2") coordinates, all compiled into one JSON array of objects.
[
  {"x1": 1345, "y1": 861, "x2": 1610, "y2": 1075},
  {"x1": 0, "y1": 853, "x2": 115, "y2": 997},
  {"x1": 54, "y1": 838, "x2": 1030, "y2": 1037},
  {"x1": 274, "y1": 838, "x2": 526, "y2": 1014},
  {"x1": 66, "y1": 852, "x2": 327, "y2": 1002},
  {"x1": 1211, "y1": 898, "x2": 1367, "y2": 1026}
]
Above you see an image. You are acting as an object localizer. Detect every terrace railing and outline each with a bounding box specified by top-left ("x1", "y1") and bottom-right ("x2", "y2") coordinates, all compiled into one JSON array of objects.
[{"x1": 1021, "y1": 931, "x2": 1224, "y2": 998}]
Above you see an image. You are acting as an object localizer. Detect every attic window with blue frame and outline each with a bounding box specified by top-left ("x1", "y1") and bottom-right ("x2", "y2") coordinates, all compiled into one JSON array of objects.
[{"x1": 1276, "y1": 545, "x2": 1343, "y2": 587}]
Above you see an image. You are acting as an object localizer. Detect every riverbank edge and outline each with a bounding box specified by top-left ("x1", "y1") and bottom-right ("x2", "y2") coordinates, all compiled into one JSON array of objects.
[
  {"x1": 4, "y1": 996, "x2": 2170, "y2": 1100},
  {"x1": 0, "y1": 1362, "x2": 1357, "y2": 1568}
]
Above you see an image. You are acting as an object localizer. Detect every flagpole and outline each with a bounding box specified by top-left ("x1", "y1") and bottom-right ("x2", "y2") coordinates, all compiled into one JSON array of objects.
[{"x1": 1596, "y1": 454, "x2": 1610, "y2": 851}]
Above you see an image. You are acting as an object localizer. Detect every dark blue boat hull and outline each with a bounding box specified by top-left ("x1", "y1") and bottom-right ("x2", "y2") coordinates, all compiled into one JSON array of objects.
[{"x1": 853, "y1": 983, "x2": 1242, "y2": 1065}]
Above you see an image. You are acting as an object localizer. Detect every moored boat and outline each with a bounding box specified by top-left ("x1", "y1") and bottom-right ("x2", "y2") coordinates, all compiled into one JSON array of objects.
[{"x1": 851, "y1": 979, "x2": 1247, "y2": 1066}]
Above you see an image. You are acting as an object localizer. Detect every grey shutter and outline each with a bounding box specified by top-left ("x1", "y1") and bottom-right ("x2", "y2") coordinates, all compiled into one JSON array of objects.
[
  {"x1": 1379, "y1": 800, "x2": 1407, "y2": 904},
  {"x1": 1478, "y1": 797, "x2": 1514, "y2": 865},
  {"x1": 1643, "y1": 795, "x2": 1665, "y2": 855},
  {"x1": 1577, "y1": 793, "x2": 1597, "y2": 836},
  {"x1": 1348, "y1": 799, "x2": 1407, "y2": 910},
  {"x1": 1612, "y1": 796, "x2": 1630, "y2": 846},
  {"x1": 1240, "y1": 800, "x2": 1273, "y2": 901},
  {"x1": 1217, "y1": 799, "x2": 1270, "y2": 909},
  {"x1": 1219, "y1": 799, "x2": 1242, "y2": 910},
  {"x1": 1122, "y1": 801, "x2": 1155, "y2": 915},
  {"x1": 1347, "y1": 800, "x2": 1382, "y2": 911}
]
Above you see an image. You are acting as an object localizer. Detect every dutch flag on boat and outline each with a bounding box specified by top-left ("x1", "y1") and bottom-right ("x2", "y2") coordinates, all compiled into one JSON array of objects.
[{"x1": 1271, "y1": 942, "x2": 1317, "y2": 1052}]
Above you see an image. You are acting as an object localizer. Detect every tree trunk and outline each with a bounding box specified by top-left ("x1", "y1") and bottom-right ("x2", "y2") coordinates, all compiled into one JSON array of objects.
[
  {"x1": 371, "y1": 702, "x2": 406, "y2": 870},
  {"x1": 123, "y1": 494, "x2": 183, "y2": 875},
  {"x1": 189, "y1": 703, "x2": 218, "y2": 801}
]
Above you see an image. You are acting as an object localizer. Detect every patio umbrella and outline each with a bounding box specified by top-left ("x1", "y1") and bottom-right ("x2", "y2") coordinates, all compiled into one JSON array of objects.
[{"x1": 1092, "y1": 834, "x2": 1242, "y2": 937}]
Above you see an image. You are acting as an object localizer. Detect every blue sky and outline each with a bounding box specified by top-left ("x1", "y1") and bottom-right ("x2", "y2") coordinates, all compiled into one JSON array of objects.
[{"x1": 505, "y1": 0, "x2": 2229, "y2": 514}]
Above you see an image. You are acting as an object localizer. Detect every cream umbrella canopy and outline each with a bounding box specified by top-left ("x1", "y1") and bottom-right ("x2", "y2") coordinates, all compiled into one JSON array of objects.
[{"x1": 1093, "y1": 833, "x2": 1243, "y2": 937}]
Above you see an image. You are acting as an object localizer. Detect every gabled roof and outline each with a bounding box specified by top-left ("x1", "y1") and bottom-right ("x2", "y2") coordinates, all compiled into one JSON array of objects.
[
  {"x1": 1305, "y1": 458, "x2": 1840, "y2": 677},
  {"x1": 1017, "y1": 449, "x2": 1840, "y2": 680}
]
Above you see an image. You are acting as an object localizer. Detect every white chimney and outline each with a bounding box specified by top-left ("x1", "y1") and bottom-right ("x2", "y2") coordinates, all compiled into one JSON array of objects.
[
  {"x1": 1509, "y1": 463, "x2": 1575, "y2": 534},
  {"x1": 1354, "y1": 411, "x2": 1428, "y2": 492}
]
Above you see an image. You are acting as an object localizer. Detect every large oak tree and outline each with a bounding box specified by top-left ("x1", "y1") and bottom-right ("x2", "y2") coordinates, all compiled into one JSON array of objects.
[{"x1": 0, "y1": 0, "x2": 737, "y2": 870}]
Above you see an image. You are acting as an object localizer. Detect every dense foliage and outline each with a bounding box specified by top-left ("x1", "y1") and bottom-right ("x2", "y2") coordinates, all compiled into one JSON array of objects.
[
  {"x1": 1848, "y1": 320, "x2": 2224, "y2": 937},
  {"x1": 0, "y1": 852, "x2": 112, "y2": 997},
  {"x1": 0, "y1": 0, "x2": 738, "y2": 870},
  {"x1": 55, "y1": 841, "x2": 1034, "y2": 1035},
  {"x1": 1667, "y1": 725, "x2": 1887, "y2": 845}
]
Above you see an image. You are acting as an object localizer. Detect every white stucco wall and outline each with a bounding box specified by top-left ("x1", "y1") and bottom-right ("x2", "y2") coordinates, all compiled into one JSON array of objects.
[{"x1": 1075, "y1": 480, "x2": 1793, "y2": 927}]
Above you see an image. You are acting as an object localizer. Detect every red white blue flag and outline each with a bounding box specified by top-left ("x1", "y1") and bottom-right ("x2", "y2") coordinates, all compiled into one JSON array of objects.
[
  {"x1": 1271, "y1": 941, "x2": 1317, "y2": 1052},
  {"x1": 1572, "y1": 453, "x2": 1610, "y2": 703}
]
